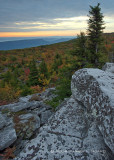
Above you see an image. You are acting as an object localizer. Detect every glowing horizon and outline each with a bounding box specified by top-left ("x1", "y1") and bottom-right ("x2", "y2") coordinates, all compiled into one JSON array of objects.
[
  {"x1": 0, "y1": 30, "x2": 78, "y2": 37},
  {"x1": 0, "y1": 29, "x2": 113, "y2": 38}
]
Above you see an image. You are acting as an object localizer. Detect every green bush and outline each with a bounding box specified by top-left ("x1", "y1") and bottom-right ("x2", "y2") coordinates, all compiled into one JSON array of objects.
[
  {"x1": 56, "y1": 78, "x2": 71, "y2": 100},
  {"x1": 21, "y1": 86, "x2": 33, "y2": 96},
  {"x1": 45, "y1": 96, "x2": 60, "y2": 110},
  {"x1": 10, "y1": 56, "x2": 17, "y2": 61}
]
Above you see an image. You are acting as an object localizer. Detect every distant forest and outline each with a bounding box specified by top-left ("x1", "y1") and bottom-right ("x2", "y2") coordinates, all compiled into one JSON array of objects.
[{"x1": 0, "y1": 32, "x2": 113, "y2": 107}]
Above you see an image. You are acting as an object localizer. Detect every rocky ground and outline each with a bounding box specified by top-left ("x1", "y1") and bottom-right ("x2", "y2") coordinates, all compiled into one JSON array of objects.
[
  {"x1": 0, "y1": 88, "x2": 56, "y2": 159},
  {"x1": 0, "y1": 63, "x2": 114, "y2": 160}
]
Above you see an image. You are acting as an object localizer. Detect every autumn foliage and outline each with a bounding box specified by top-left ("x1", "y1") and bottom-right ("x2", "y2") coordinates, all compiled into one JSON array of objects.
[
  {"x1": 0, "y1": 33, "x2": 113, "y2": 105},
  {"x1": 0, "y1": 147, "x2": 15, "y2": 160}
]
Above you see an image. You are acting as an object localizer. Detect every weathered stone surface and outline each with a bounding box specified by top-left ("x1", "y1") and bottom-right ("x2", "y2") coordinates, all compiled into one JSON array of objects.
[
  {"x1": 0, "y1": 88, "x2": 54, "y2": 155},
  {"x1": 19, "y1": 95, "x2": 32, "y2": 103},
  {"x1": 0, "y1": 125, "x2": 17, "y2": 151},
  {"x1": 29, "y1": 94, "x2": 43, "y2": 101},
  {"x1": 0, "y1": 101, "x2": 41, "y2": 113},
  {"x1": 15, "y1": 98, "x2": 113, "y2": 160},
  {"x1": 40, "y1": 110, "x2": 53, "y2": 124},
  {"x1": 40, "y1": 87, "x2": 56, "y2": 101},
  {"x1": 14, "y1": 113, "x2": 40, "y2": 139},
  {"x1": 102, "y1": 62, "x2": 114, "y2": 73},
  {"x1": 0, "y1": 113, "x2": 6, "y2": 129},
  {"x1": 71, "y1": 68, "x2": 114, "y2": 153},
  {"x1": 0, "y1": 112, "x2": 17, "y2": 151},
  {"x1": 18, "y1": 87, "x2": 56, "y2": 103}
]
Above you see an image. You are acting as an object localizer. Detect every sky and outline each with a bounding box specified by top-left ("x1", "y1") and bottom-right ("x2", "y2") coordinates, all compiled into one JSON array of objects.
[{"x1": 0, "y1": 0, "x2": 114, "y2": 38}]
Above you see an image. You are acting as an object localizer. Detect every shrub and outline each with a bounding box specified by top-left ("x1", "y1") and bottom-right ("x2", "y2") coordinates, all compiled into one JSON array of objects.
[
  {"x1": 45, "y1": 96, "x2": 60, "y2": 110},
  {"x1": 29, "y1": 94, "x2": 42, "y2": 101},
  {"x1": 21, "y1": 86, "x2": 33, "y2": 96}
]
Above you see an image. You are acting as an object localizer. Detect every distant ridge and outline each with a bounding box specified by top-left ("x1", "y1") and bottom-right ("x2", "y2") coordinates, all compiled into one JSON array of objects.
[
  {"x1": 0, "y1": 37, "x2": 73, "y2": 50},
  {"x1": 0, "y1": 39, "x2": 49, "y2": 50}
]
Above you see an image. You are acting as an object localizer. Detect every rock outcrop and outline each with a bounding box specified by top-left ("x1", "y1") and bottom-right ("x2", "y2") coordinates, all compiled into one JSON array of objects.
[
  {"x1": 0, "y1": 88, "x2": 55, "y2": 155},
  {"x1": 102, "y1": 62, "x2": 114, "y2": 73},
  {"x1": 0, "y1": 64, "x2": 114, "y2": 160},
  {"x1": 13, "y1": 63, "x2": 114, "y2": 160},
  {"x1": 71, "y1": 68, "x2": 114, "y2": 154},
  {"x1": 0, "y1": 113, "x2": 17, "y2": 151}
]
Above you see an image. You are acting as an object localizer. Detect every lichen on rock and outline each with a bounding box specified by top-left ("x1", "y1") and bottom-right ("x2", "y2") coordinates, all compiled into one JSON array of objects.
[{"x1": 14, "y1": 63, "x2": 114, "y2": 160}]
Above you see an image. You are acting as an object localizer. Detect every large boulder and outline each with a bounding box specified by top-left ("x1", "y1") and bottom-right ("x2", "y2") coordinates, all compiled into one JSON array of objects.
[
  {"x1": 14, "y1": 65, "x2": 114, "y2": 160},
  {"x1": 0, "y1": 113, "x2": 6, "y2": 129},
  {"x1": 14, "y1": 113, "x2": 40, "y2": 139},
  {"x1": 0, "y1": 113, "x2": 17, "y2": 151},
  {"x1": 0, "y1": 101, "x2": 41, "y2": 113},
  {"x1": 71, "y1": 68, "x2": 114, "y2": 153},
  {"x1": 0, "y1": 88, "x2": 54, "y2": 154},
  {"x1": 0, "y1": 126, "x2": 17, "y2": 151},
  {"x1": 15, "y1": 97, "x2": 113, "y2": 160}
]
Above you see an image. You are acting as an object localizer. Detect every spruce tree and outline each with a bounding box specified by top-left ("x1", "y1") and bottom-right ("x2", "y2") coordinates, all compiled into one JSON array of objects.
[
  {"x1": 76, "y1": 32, "x2": 87, "y2": 59},
  {"x1": 53, "y1": 54, "x2": 62, "y2": 73},
  {"x1": 28, "y1": 59, "x2": 38, "y2": 86},
  {"x1": 39, "y1": 60, "x2": 49, "y2": 79},
  {"x1": 87, "y1": 3, "x2": 105, "y2": 65}
]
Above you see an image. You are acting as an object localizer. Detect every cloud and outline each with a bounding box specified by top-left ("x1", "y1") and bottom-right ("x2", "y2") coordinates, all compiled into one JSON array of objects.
[
  {"x1": 0, "y1": 0, "x2": 114, "y2": 34},
  {"x1": 1, "y1": 0, "x2": 113, "y2": 24},
  {"x1": 54, "y1": 16, "x2": 88, "y2": 21},
  {"x1": 104, "y1": 15, "x2": 114, "y2": 32},
  {"x1": 0, "y1": 16, "x2": 88, "y2": 32},
  {"x1": 0, "y1": 0, "x2": 87, "y2": 23}
]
